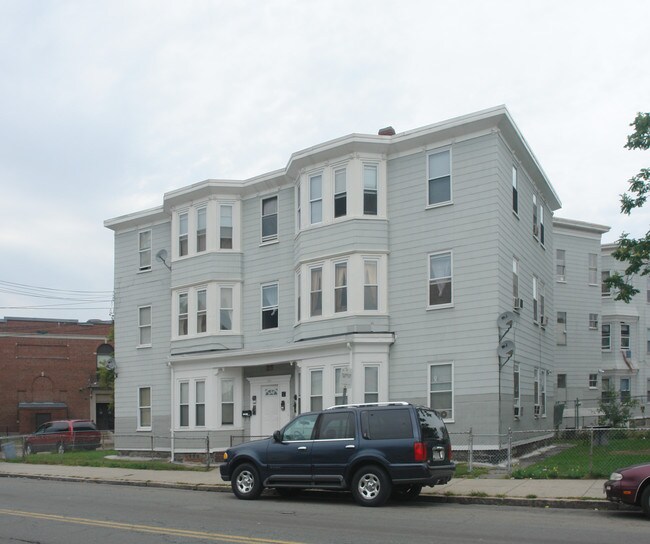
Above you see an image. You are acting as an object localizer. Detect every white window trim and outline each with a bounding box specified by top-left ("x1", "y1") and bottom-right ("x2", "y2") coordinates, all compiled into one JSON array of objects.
[
  {"x1": 601, "y1": 322, "x2": 612, "y2": 352},
  {"x1": 309, "y1": 265, "x2": 324, "y2": 318},
  {"x1": 137, "y1": 305, "x2": 152, "y2": 348},
  {"x1": 261, "y1": 282, "x2": 279, "y2": 331},
  {"x1": 309, "y1": 367, "x2": 324, "y2": 412},
  {"x1": 309, "y1": 173, "x2": 323, "y2": 225},
  {"x1": 428, "y1": 362, "x2": 454, "y2": 423},
  {"x1": 363, "y1": 364, "x2": 380, "y2": 404},
  {"x1": 172, "y1": 283, "x2": 241, "y2": 339},
  {"x1": 333, "y1": 259, "x2": 348, "y2": 314},
  {"x1": 427, "y1": 251, "x2": 453, "y2": 310},
  {"x1": 333, "y1": 166, "x2": 348, "y2": 220},
  {"x1": 138, "y1": 229, "x2": 152, "y2": 272},
  {"x1": 137, "y1": 386, "x2": 152, "y2": 431},
  {"x1": 175, "y1": 377, "x2": 208, "y2": 430},
  {"x1": 556, "y1": 249, "x2": 566, "y2": 283},
  {"x1": 588, "y1": 253, "x2": 598, "y2": 286},
  {"x1": 261, "y1": 195, "x2": 279, "y2": 244},
  {"x1": 426, "y1": 147, "x2": 452, "y2": 209}
]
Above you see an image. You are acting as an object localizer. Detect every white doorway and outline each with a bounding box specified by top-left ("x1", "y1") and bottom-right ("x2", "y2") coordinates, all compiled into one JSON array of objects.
[{"x1": 247, "y1": 376, "x2": 291, "y2": 437}]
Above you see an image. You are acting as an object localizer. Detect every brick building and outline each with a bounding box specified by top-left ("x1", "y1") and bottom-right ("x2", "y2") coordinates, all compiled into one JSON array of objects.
[{"x1": 0, "y1": 317, "x2": 113, "y2": 434}]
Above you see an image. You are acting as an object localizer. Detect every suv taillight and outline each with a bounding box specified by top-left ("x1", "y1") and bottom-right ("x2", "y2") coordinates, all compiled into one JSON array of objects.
[
  {"x1": 446, "y1": 443, "x2": 452, "y2": 461},
  {"x1": 414, "y1": 442, "x2": 427, "y2": 462}
]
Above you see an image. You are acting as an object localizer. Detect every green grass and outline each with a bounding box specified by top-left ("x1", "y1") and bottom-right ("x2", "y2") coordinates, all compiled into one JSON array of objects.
[
  {"x1": 6, "y1": 449, "x2": 206, "y2": 471},
  {"x1": 512, "y1": 437, "x2": 650, "y2": 479},
  {"x1": 454, "y1": 463, "x2": 490, "y2": 478}
]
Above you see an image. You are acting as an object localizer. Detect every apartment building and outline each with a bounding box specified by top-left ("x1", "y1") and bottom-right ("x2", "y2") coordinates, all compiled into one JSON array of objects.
[{"x1": 105, "y1": 106, "x2": 562, "y2": 454}]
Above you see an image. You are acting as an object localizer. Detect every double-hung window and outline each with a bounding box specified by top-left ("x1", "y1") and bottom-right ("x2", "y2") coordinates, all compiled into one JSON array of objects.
[
  {"x1": 532, "y1": 276, "x2": 539, "y2": 323},
  {"x1": 309, "y1": 175, "x2": 322, "y2": 224},
  {"x1": 429, "y1": 363, "x2": 453, "y2": 420},
  {"x1": 334, "y1": 168, "x2": 347, "y2": 218},
  {"x1": 334, "y1": 262, "x2": 347, "y2": 313},
  {"x1": 334, "y1": 367, "x2": 348, "y2": 405},
  {"x1": 195, "y1": 381, "x2": 205, "y2": 427},
  {"x1": 557, "y1": 312, "x2": 567, "y2": 345},
  {"x1": 220, "y1": 204, "x2": 233, "y2": 249},
  {"x1": 179, "y1": 382, "x2": 189, "y2": 427},
  {"x1": 262, "y1": 196, "x2": 278, "y2": 242},
  {"x1": 138, "y1": 386, "x2": 152, "y2": 429},
  {"x1": 602, "y1": 323, "x2": 611, "y2": 351},
  {"x1": 178, "y1": 293, "x2": 189, "y2": 336},
  {"x1": 588, "y1": 254, "x2": 598, "y2": 285},
  {"x1": 219, "y1": 287, "x2": 233, "y2": 331},
  {"x1": 138, "y1": 306, "x2": 152, "y2": 346},
  {"x1": 513, "y1": 257, "x2": 520, "y2": 309},
  {"x1": 363, "y1": 260, "x2": 378, "y2": 311},
  {"x1": 310, "y1": 267, "x2": 323, "y2": 317},
  {"x1": 532, "y1": 194, "x2": 539, "y2": 238},
  {"x1": 621, "y1": 324, "x2": 631, "y2": 352},
  {"x1": 601, "y1": 271, "x2": 611, "y2": 297},
  {"x1": 427, "y1": 150, "x2": 451, "y2": 206},
  {"x1": 512, "y1": 166, "x2": 518, "y2": 214},
  {"x1": 556, "y1": 249, "x2": 566, "y2": 282},
  {"x1": 196, "y1": 289, "x2": 207, "y2": 333},
  {"x1": 589, "y1": 373, "x2": 598, "y2": 389},
  {"x1": 513, "y1": 363, "x2": 520, "y2": 415},
  {"x1": 196, "y1": 207, "x2": 207, "y2": 252},
  {"x1": 139, "y1": 230, "x2": 152, "y2": 271},
  {"x1": 261, "y1": 283, "x2": 279, "y2": 330},
  {"x1": 221, "y1": 379, "x2": 234, "y2": 425},
  {"x1": 364, "y1": 366, "x2": 379, "y2": 403},
  {"x1": 589, "y1": 313, "x2": 598, "y2": 330},
  {"x1": 539, "y1": 206, "x2": 545, "y2": 245},
  {"x1": 428, "y1": 252, "x2": 452, "y2": 307},
  {"x1": 295, "y1": 271, "x2": 301, "y2": 322},
  {"x1": 178, "y1": 212, "x2": 189, "y2": 257},
  {"x1": 310, "y1": 369, "x2": 323, "y2": 411},
  {"x1": 363, "y1": 165, "x2": 378, "y2": 215},
  {"x1": 534, "y1": 368, "x2": 540, "y2": 415},
  {"x1": 620, "y1": 377, "x2": 631, "y2": 402}
]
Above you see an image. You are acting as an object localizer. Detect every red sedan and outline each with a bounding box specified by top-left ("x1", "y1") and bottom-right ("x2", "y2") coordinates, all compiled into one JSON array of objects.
[{"x1": 604, "y1": 463, "x2": 650, "y2": 518}]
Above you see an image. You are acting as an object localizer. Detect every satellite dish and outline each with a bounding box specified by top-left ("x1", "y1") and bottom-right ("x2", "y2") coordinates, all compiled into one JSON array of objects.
[
  {"x1": 497, "y1": 311, "x2": 515, "y2": 328},
  {"x1": 156, "y1": 249, "x2": 168, "y2": 262},
  {"x1": 497, "y1": 340, "x2": 515, "y2": 358}
]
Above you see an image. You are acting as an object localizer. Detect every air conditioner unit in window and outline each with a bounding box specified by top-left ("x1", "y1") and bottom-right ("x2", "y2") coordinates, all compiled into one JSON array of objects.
[
  {"x1": 513, "y1": 297, "x2": 524, "y2": 311},
  {"x1": 534, "y1": 405, "x2": 541, "y2": 417},
  {"x1": 514, "y1": 405, "x2": 522, "y2": 418}
]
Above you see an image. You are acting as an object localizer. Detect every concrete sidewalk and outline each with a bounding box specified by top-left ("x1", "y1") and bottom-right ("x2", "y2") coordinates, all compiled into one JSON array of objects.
[{"x1": 0, "y1": 461, "x2": 613, "y2": 510}]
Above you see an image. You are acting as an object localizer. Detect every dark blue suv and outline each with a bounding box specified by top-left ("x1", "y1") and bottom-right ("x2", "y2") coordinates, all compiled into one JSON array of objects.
[{"x1": 219, "y1": 402, "x2": 455, "y2": 506}]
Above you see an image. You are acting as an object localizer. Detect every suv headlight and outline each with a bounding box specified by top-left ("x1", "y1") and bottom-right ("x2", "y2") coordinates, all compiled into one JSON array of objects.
[{"x1": 608, "y1": 472, "x2": 623, "y2": 481}]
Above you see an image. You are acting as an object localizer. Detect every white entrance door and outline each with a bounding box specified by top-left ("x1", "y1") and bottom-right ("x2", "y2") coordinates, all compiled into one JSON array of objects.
[
  {"x1": 247, "y1": 376, "x2": 291, "y2": 437},
  {"x1": 260, "y1": 385, "x2": 281, "y2": 436}
]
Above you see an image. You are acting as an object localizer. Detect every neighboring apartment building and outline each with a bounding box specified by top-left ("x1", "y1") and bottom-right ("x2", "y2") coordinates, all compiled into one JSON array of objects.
[
  {"x1": 0, "y1": 317, "x2": 114, "y2": 434},
  {"x1": 105, "y1": 106, "x2": 563, "y2": 455},
  {"x1": 601, "y1": 244, "x2": 650, "y2": 418},
  {"x1": 553, "y1": 218, "x2": 610, "y2": 426}
]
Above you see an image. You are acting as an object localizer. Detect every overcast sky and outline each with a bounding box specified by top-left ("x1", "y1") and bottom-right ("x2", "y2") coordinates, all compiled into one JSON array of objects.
[{"x1": 1, "y1": 0, "x2": 648, "y2": 322}]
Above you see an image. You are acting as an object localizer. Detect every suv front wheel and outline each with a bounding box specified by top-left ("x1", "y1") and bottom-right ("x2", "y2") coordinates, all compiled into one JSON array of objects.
[
  {"x1": 231, "y1": 463, "x2": 263, "y2": 500},
  {"x1": 351, "y1": 466, "x2": 391, "y2": 507}
]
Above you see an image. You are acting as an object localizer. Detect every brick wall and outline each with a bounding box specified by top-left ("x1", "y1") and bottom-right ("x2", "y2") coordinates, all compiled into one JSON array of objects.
[{"x1": 0, "y1": 318, "x2": 112, "y2": 434}]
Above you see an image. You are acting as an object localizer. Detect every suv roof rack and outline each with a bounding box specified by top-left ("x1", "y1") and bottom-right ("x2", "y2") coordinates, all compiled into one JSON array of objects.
[{"x1": 326, "y1": 401, "x2": 410, "y2": 410}]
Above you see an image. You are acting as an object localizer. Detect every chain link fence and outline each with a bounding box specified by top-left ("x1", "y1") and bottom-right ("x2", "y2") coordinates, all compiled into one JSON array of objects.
[{"x1": 451, "y1": 427, "x2": 650, "y2": 478}]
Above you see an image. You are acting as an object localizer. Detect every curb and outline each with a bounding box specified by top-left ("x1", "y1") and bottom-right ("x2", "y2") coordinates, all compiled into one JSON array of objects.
[{"x1": 1, "y1": 472, "x2": 624, "y2": 510}]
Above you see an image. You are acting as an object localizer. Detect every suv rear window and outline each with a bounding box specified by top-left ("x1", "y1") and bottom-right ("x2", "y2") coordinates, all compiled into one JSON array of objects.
[
  {"x1": 361, "y1": 408, "x2": 413, "y2": 440},
  {"x1": 417, "y1": 408, "x2": 446, "y2": 441},
  {"x1": 73, "y1": 422, "x2": 97, "y2": 431}
]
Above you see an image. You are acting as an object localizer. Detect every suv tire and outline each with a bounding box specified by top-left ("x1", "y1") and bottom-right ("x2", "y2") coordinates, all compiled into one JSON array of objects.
[
  {"x1": 351, "y1": 466, "x2": 391, "y2": 507},
  {"x1": 232, "y1": 463, "x2": 263, "y2": 500}
]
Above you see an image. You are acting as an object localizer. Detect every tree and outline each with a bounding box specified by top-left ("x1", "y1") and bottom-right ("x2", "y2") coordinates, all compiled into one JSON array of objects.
[
  {"x1": 598, "y1": 388, "x2": 638, "y2": 427},
  {"x1": 605, "y1": 112, "x2": 650, "y2": 302}
]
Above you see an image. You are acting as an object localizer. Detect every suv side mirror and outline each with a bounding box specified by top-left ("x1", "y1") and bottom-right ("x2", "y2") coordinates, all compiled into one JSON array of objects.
[{"x1": 272, "y1": 430, "x2": 282, "y2": 443}]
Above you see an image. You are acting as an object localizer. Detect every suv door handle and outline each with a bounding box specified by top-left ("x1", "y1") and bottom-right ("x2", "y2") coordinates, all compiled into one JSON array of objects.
[
  {"x1": 297, "y1": 446, "x2": 307, "y2": 451},
  {"x1": 345, "y1": 445, "x2": 355, "y2": 449}
]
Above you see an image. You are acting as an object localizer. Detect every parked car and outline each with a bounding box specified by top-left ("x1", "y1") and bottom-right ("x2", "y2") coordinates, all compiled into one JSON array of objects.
[
  {"x1": 220, "y1": 402, "x2": 455, "y2": 506},
  {"x1": 604, "y1": 463, "x2": 650, "y2": 518},
  {"x1": 24, "y1": 420, "x2": 102, "y2": 455}
]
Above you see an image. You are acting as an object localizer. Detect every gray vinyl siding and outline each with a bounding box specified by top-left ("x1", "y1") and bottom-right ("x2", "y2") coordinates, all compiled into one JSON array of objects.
[
  {"x1": 554, "y1": 229, "x2": 603, "y2": 408},
  {"x1": 387, "y1": 134, "x2": 504, "y2": 434},
  {"x1": 111, "y1": 220, "x2": 173, "y2": 444}
]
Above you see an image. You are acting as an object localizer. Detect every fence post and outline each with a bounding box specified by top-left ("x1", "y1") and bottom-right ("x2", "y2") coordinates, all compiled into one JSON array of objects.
[
  {"x1": 206, "y1": 435, "x2": 210, "y2": 470},
  {"x1": 468, "y1": 427, "x2": 473, "y2": 473},
  {"x1": 589, "y1": 427, "x2": 594, "y2": 476},
  {"x1": 150, "y1": 435, "x2": 154, "y2": 460},
  {"x1": 507, "y1": 427, "x2": 513, "y2": 476}
]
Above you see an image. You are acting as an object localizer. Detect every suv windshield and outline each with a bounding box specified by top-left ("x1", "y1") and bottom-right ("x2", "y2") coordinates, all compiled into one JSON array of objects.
[{"x1": 417, "y1": 407, "x2": 446, "y2": 441}]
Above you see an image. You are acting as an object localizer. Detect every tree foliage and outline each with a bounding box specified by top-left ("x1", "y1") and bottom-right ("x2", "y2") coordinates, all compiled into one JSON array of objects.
[
  {"x1": 606, "y1": 112, "x2": 650, "y2": 302},
  {"x1": 598, "y1": 389, "x2": 638, "y2": 427}
]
